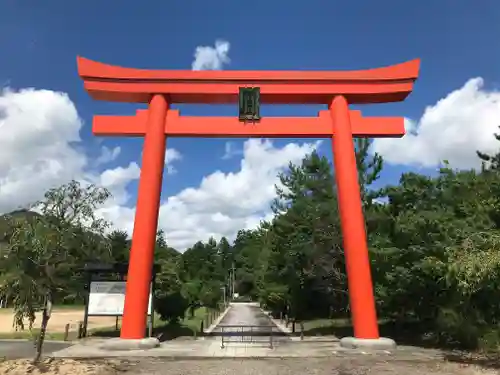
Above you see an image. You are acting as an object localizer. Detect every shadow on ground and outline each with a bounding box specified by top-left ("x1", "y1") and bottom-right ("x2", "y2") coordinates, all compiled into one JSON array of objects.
[
  {"x1": 0, "y1": 340, "x2": 73, "y2": 359},
  {"x1": 443, "y1": 352, "x2": 500, "y2": 370},
  {"x1": 207, "y1": 330, "x2": 289, "y2": 337},
  {"x1": 301, "y1": 320, "x2": 500, "y2": 370},
  {"x1": 89, "y1": 322, "x2": 197, "y2": 342},
  {"x1": 302, "y1": 320, "x2": 445, "y2": 348}
]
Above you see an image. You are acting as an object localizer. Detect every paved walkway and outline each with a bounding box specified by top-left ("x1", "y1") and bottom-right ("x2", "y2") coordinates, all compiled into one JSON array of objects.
[
  {"x1": 206, "y1": 302, "x2": 289, "y2": 347},
  {"x1": 0, "y1": 339, "x2": 72, "y2": 359},
  {"x1": 213, "y1": 302, "x2": 283, "y2": 335},
  {"x1": 218, "y1": 303, "x2": 273, "y2": 328}
]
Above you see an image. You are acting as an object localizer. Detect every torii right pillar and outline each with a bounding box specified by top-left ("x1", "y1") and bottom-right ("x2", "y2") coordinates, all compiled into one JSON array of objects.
[{"x1": 330, "y1": 95, "x2": 395, "y2": 350}]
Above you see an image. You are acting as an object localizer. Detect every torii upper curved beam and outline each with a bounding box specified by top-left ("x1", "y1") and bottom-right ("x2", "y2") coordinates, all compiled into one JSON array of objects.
[{"x1": 77, "y1": 56, "x2": 420, "y2": 104}]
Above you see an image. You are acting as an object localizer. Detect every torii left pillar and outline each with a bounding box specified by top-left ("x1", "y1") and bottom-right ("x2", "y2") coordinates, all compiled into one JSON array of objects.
[{"x1": 120, "y1": 94, "x2": 168, "y2": 339}]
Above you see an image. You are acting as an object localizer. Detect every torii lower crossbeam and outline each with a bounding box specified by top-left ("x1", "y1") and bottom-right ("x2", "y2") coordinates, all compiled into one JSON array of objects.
[{"x1": 92, "y1": 109, "x2": 404, "y2": 138}]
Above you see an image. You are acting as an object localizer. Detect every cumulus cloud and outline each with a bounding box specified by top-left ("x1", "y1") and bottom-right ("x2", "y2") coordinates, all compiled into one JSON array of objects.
[
  {"x1": 97, "y1": 162, "x2": 140, "y2": 205},
  {"x1": 0, "y1": 87, "x2": 181, "y2": 217},
  {"x1": 95, "y1": 146, "x2": 121, "y2": 166},
  {"x1": 191, "y1": 39, "x2": 231, "y2": 71},
  {"x1": 221, "y1": 141, "x2": 242, "y2": 160},
  {"x1": 372, "y1": 78, "x2": 500, "y2": 170},
  {"x1": 0, "y1": 88, "x2": 87, "y2": 212},
  {"x1": 102, "y1": 139, "x2": 321, "y2": 250},
  {"x1": 165, "y1": 148, "x2": 182, "y2": 175}
]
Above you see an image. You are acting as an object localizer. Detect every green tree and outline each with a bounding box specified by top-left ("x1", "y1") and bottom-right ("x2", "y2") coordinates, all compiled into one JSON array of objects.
[
  {"x1": 108, "y1": 229, "x2": 130, "y2": 263},
  {"x1": 477, "y1": 126, "x2": 500, "y2": 170},
  {"x1": 354, "y1": 138, "x2": 383, "y2": 207},
  {"x1": 0, "y1": 180, "x2": 111, "y2": 362},
  {"x1": 153, "y1": 229, "x2": 185, "y2": 322}
]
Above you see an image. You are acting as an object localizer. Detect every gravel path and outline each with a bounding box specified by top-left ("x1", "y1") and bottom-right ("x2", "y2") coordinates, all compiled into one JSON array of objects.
[
  {"x1": 0, "y1": 357, "x2": 495, "y2": 375},
  {"x1": 117, "y1": 357, "x2": 497, "y2": 375}
]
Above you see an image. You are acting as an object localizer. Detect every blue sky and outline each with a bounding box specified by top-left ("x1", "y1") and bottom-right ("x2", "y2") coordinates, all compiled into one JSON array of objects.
[{"x1": 1, "y1": 0, "x2": 499, "y2": 249}]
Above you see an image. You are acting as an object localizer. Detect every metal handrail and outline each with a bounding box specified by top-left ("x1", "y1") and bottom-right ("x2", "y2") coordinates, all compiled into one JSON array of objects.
[{"x1": 218, "y1": 325, "x2": 276, "y2": 348}]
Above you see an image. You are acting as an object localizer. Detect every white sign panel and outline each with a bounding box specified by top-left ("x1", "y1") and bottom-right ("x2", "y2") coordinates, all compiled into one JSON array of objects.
[{"x1": 88, "y1": 281, "x2": 153, "y2": 316}]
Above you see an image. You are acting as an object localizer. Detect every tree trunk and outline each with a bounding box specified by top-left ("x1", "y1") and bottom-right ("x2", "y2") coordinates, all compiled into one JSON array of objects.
[
  {"x1": 34, "y1": 293, "x2": 52, "y2": 364},
  {"x1": 34, "y1": 311, "x2": 49, "y2": 363}
]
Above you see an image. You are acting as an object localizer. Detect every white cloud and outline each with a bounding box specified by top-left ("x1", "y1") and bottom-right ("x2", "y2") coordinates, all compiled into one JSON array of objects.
[
  {"x1": 139, "y1": 147, "x2": 182, "y2": 175},
  {"x1": 372, "y1": 78, "x2": 500, "y2": 170},
  {"x1": 165, "y1": 148, "x2": 182, "y2": 175},
  {"x1": 191, "y1": 39, "x2": 231, "y2": 71},
  {"x1": 159, "y1": 139, "x2": 320, "y2": 249},
  {"x1": 95, "y1": 146, "x2": 121, "y2": 166},
  {"x1": 0, "y1": 88, "x2": 86, "y2": 212},
  {"x1": 97, "y1": 162, "x2": 140, "y2": 205},
  {"x1": 101, "y1": 139, "x2": 321, "y2": 250},
  {"x1": 222, "y1": 141, "x2": 242, "y2": 160},
  {"x1": 0, "y1": 87, "x2": 180, "y2": 218}
]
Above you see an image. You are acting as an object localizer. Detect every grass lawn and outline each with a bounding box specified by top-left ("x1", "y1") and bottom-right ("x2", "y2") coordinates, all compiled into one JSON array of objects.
[
  {"x1": 89, "y1": 306, "x2": 216, "y2": 340},
  {"x1": 293, "y1": 318, "x2": 353, "y2": 337},
  {"x1": 301, "y1": 318, "x2": 351, "y2": 332},
  {"x1": 297, "y1": 317, "x2": 395, "y2": 337}
]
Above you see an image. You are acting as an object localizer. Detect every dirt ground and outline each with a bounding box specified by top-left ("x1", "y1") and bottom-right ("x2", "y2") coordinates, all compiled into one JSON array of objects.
[
  {"x1": 0, "y1": 358, "x2": 122, "y2": 375},
  {"x1": 0, "y1": 308, "x2": 118, "y2": 333},
  {"x1": 0, "y1": 357, "x2": 499, "y2": 375},
  {"x1": 134, "y1": 358, "x2": 500, "y2": 375}
]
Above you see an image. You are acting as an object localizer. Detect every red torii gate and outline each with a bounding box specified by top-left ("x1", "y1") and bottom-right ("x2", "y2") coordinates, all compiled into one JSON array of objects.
[{"x1": 77, "y1": 56, "x2": 419, "y2": 344}]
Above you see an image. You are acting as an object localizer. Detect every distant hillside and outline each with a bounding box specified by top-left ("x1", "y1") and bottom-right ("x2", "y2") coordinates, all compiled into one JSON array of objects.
[
  {"x1": 0, "y1": 209, "x2": 41, "y2": 242},
  {"x1": 163, "y1": 246, "x2": 182, "y2": 259},
  {"x1": 1, "y1": 209, "x2": 39, "y2": 219}
]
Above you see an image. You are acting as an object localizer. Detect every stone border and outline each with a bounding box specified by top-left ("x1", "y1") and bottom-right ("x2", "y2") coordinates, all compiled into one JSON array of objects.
[
  {"x1": 261, "y1": 310, "x2": 292, "y2": 334},
  {"x1": 270, "y1": 317, "x2": 292, "y2": 334},
  {"x1": 204, "y1": 304, "x2": 232, "y2": 334},
  {"x1": 50, "y1": 345, "x2": 419, "y2": 359}
]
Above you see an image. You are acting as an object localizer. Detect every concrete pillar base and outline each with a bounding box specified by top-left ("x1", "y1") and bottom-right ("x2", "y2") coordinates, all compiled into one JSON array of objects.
[
  {"x1": 339, "y1": 337, "x2": 396, "y2": 350},
  {"x1": 98, "y1": 337, "x2": 160, "y2": 351}
]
